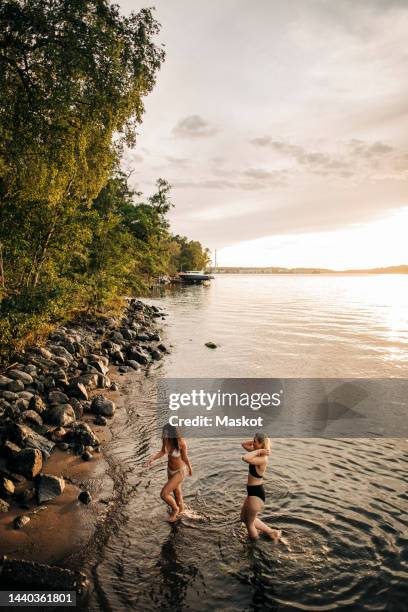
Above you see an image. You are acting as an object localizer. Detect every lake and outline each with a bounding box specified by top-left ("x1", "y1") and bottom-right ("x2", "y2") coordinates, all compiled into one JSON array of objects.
[{"x1": 86, "y1": 275, "x2": 408, "y2": 611}]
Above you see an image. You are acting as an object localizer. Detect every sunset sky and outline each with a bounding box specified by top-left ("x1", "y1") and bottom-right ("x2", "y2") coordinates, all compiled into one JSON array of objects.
[{"x1": 120, "y1": 0, "x2": 408, "y2": 269}]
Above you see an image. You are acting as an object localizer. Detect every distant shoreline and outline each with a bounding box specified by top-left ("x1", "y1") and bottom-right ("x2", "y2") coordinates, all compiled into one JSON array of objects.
[{"x1": 209, "y1": 265, "x2": 408, "y2": 275}]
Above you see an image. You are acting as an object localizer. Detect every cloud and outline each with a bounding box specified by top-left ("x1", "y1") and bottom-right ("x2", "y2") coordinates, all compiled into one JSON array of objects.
[
  {"x1": 172, "y1": 114, "x2": 219, "y2": 138},
  {"x1": 249, "y1": 137, "x2": 403, "y2": 178}
]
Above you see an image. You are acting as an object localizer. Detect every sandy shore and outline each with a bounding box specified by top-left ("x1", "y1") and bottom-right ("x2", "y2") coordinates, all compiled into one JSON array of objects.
[{"x1": 0, "y1": 381, "x2": 126, "y2": 566}]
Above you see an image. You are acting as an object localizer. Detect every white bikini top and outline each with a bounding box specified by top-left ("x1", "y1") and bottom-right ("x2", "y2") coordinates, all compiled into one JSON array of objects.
[{"x1": 169, "y1": 447, "x2": 181, "y2": 457}]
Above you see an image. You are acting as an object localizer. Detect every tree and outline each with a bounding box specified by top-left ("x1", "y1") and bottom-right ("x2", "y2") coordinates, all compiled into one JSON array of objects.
[{"x1": 0, "y1": 0, "x2": 164, "y2": 361}]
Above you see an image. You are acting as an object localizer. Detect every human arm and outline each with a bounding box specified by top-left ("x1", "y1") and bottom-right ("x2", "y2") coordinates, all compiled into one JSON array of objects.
[
  {"x1": 241, "y1": 447, "x2": 270, "y2": 465},
  {"x1": 144, "y1": 440, "x2": 166, "y2": 467},
  {"x1": 180, "y1": 439, "x2": 193, "y2": 476},
  {"x1": 241, "y1": 440, "x2": 254, "y2": 452}
]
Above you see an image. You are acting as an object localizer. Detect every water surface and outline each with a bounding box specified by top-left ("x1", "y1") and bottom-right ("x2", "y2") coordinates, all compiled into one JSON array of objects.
[{"x1": 88, "y1": 275, "x2": 408, "y2": 611}]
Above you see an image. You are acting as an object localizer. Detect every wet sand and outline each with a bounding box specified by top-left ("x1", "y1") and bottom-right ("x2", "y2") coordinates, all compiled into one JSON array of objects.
[{"x1": 0, "y1": 371, "x2": 127, "y2": 567}]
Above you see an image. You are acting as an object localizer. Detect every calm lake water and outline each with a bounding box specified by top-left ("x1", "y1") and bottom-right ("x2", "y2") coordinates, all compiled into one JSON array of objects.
[{"x1": 87, "y1": 275, "x2": 408, "y2": 611}]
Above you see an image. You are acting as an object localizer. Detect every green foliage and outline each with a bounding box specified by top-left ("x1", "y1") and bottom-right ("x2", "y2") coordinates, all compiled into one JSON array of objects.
[
  {"x1": 0, "y1": 1, "x2": 209, "y2": 364},
  {"x1": 0, "y1": 0, "x2": 165, "y2": 362},
  {"x1": 172, "y1": 235, "x2": 212, "y2": 271}
]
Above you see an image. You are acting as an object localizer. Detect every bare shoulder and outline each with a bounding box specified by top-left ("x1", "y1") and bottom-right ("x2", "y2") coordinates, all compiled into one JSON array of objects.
[{"x1": 179, "y1": 438, "x2": 188, "y2": 450}]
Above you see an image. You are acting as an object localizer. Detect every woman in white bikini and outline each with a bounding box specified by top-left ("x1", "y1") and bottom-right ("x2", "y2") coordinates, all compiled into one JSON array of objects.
[
  {"x1": 240, "y1": 432, "x2": 281, "y2": 542},
  {"x1": 145, "y1": 423, "x2": 193, "y2": 522}
]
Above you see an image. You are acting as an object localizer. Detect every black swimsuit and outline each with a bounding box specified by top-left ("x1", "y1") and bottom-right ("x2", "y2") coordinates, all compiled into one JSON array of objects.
[{"x1": 246, "y1": 463, "x2": 266, "y2": 502}]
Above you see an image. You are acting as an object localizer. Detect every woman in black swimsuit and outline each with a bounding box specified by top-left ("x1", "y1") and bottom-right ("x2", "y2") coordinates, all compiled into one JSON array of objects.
[{"x1": 240, "y1": 432, "x2": 281, "y2": 541}]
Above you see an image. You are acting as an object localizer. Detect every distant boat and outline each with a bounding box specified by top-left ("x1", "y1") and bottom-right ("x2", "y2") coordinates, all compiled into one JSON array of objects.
[{"x1": 178, "y1": 270, "x2": 214, "y2": 284}]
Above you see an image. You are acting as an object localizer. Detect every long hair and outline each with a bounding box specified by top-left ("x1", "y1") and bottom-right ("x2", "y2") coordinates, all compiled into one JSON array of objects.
[
  {"x1": 254, "y1": 431, "x2": 271, "y2": 452},
  {"x1": 162, "y1": 423, "x2": 180, "y2": 451}
]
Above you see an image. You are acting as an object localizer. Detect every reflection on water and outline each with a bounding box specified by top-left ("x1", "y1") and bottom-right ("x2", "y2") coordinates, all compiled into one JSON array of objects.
[{"x1": 87, "y1": 275, "x2": 408, "y2": 611}]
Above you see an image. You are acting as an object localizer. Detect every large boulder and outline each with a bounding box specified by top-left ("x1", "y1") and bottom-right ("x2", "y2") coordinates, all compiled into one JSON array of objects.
[
  {"x1": 64, "y1": 422, "x2": 99, "y2": 448},
  {"x1": 10, "y1": 448, "x2": 43, "y2": 478},
  {"x1": 91, "y1": 395, "x2": 116, "y2": 417},
  {"x1": 36, "y1": 474, "x2": 65, "y2": 503},
  {"x1": 46, "y1": 404, "x2": 75, "y2": 427},
  {"x1": 8, "y1": 369, "x2": 34, "y2": 385},
  {"x1": 11, "y1": 423, "x2": 55, "y2": 458}
]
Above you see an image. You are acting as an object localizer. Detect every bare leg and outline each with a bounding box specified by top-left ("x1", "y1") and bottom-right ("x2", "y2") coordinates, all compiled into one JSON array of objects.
[
  {"x1": 242, "y1": 496, "x2": 263, "y2": 540},
  {"x1": 161, "y1": 471, "x2": 184, "y2": 522},
  {"x1": 254, "y1": 518, "x2": 281, "y2": 542},
  {"x1": 174, "y1": 483, "x2": 185, "y2": 513}
]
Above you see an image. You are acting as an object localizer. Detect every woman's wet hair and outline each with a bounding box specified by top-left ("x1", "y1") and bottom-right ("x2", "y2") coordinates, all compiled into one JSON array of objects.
[
  {"x1": 254, "y1": 431, "x2": 271, "y2": 451},
  {"x1": 162, "y1": 423, "x2": 180, "y2": 451}
]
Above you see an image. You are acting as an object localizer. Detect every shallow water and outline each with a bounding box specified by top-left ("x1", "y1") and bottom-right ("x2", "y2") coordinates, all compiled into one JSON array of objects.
[{"x1": 88, "y1": 275, "x2": 408, "y2": 611}]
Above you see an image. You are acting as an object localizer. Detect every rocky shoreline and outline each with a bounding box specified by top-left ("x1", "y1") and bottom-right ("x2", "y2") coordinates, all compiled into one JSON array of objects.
[{"x1": 0, "y1": 298, "x2": 167, "y2": 597}]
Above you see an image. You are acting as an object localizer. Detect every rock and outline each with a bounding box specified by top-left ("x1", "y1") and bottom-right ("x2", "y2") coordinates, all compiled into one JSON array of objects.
[
  {"x1": 126, "y1": 347, "x2": 149, "y2": 365},
  {"x1": 110, "y1": 382, "x2": 119, "y2": 391},
  {"x1": 126, "y1": 360, "x2": 140, "y2": 371},
  {"x1": 21, "y1": 410, "x2": 43, "y2": 428},
  {"x1": 57, "y1": 442, "x2": 69, "y2": 451},
  {"x1": 0, "y1": 477, "x2": 15, "y2": 496},
  {"x1": 46, "y1": 404, "x2": 75, "y2": 427},
  {"x1": 10, "y1": 448, "x2": 43, "y2": 478},
  {"x1": 91, "y1": 395, "x2": 116, "y2": 417},
  {"x1": 23, "y1": 364, "x2": 37, "y2": 375},
  {"x1": 150, "y1": 349, "x2": 162, "y2": 361},
  {"x1": 94, "y1": 415, "x2": 107, "y2": 426},
  {"x1": 0, "y1": 557, "x2": 89, "y2": 596},
  {"x1": 118, "y1": 366, "x2": 129, "y2": 373},
  {"x1": 49, "y1": 345, "x2": 73, "y2": 361},
  {"x1": 69, "y1": 397, "x2": 83, "y2": 420},
  {"x1": 37, "y1": 474, "x2": 65, "y2": 503},
  {"x1": 2, "y1": 390, "x2": 18, "y2": 402},
  {"x1": 135, "y1": 334, "x2": 150, "y2": 341},
  {"x1": 112, "y1": 350, "x2": 125, "y2": 364},
  {"x1": 48, "y1": 390, "x2": 69, "y2": 405},
  {"x1": 11, "y1": 423, "x2": 55, "y2": 458},
  {"x1": 0, "y1": 499, "x2": 10, "y2": 512},
  {"x1": 82, "y1": 450, "x2": 92, "y2": 461},
  {"x1": 3, "y1": 441, "x2": 21, "y2": 459},
  {"x1": 78, "y1": 490, "x2": 92, "y2": 505},
  {"x1": 7, "y1": 369, "x2": 34, "y2": 385},
  {"x1": 67, "y1": 380, "x2": 89, "y2": 400},
  {"x1": 52, "y1": 356, "x2": 70, "y2": 368},
  {"x1": 18, "y1": 487, "x2": 35, "y2": 505},
  {"x1": 48, "y1": 427, "x2": 66, "y2": 442},
  {"x1": 18, "y1": 391, "x2": 34, "y2": 400},
  {"x1": 15, "y1": 398, "x2": 29, "y2": 412},
  {"x1": 28, "y1": 395, "x2": 47, "y2": 414},
  {"x1": 157, "y1": 343, "x2": 168, "y2": 353},
  {"x1": 205, "y1": 341, "x2": 217, "y2": 349},
  {"x1": 0, "y1": 375, "x2": 13, "y2": 388},
  {"x1": 78, "y1": 372, "x2": 99, "y2": 389},
  {"x1": 14, "y1": 515, "x2": 31, "y2": 529},
  {"x1": 97, "y1": 374, "x2": 111, "y2": 389},
  {"x1": 53, "y1": 369, "x2": 68, "y2": 384},
  {"x1": 150, "y1": 333, "x2": 161, "y2": 341},
  {"x1": 89, "y1": 355, "x2": 109, "y2": 375},
  {"x1": 44, "y1": 376, "x2": 56, "y2": 390},
  {"x1": 32, "y1": 346, "x2": 53, "y2": 360},
  {"x1": 64, "y1": 422, "x2": 99, "y2": 448},
  {"x1": 7, "y1": 379, "x2": 25, "y2": 393}
]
